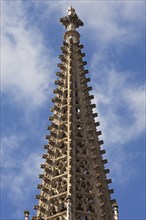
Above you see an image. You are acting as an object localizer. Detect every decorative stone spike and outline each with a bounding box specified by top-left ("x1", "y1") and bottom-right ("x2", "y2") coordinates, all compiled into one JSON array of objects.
[
  {"x1": 48, "y1": 115, "x2": 59, "y2": 121},
  {"x1": 98, "y1": 140, "x2": 104, "y2": 145},
  {"x1": 81, "y1": 61, "x2": 87, "y2": 66},
  {"x1": 56, "y1": 72, "x2": 65, "y2": 78},
  {"x1": 100, "y1": 149, "x2": 106, "y2": 154},
  {"x1": 58, "y1": 63, "x2": 66, "y2": 71},
  {"x1": 104, "y1": 168, "x2": 110, "y2": 174},
  {"x1": 55, "y1": 80, "x2": 64, "y2": 86},
  {"x1": 35, "y1": 195, "x2": 41, "y2": 199},
  {"x1": 108, "y1": 189, "x2": 114, "y2": 194},
  {"x1": 59, "y1": 54, "x2": 67, "y2": 62},
  {"x1": 51, "y1": 105, "x2": 60, "y2": 112},
  {"x1": 34, "y1": 205, "x2": 39, "y2": 210},
  {"x1": 93, "y1": 112, "x2": 98, "y2": 117},
  {"x1": 102, "y1": 159, "x2": 108, "y2": 164},
  {"x1": 52, "y1": 97, "x2": 62, "y2": 103},
  {"x1": 82, "y1": 78, "x2": 90, "y2": 84},
  {"x1": 40, "y1": 164, "x2": 46, "y2": 169},
  {"x1": 83, "y1": 69, "x2": 89, "y2": 74},
  {"x1": 79, "y1": 52, "x2": 85, "y2": 57},
  {"x1": 39, "y1": 174, "x2": 44, "y2": 179},
  {"x1": 44, "y1": 144, "x2": 49, "y2": 150},
  {"x1": 53, "y1": 88, "x2": 63, "y2": 95},
  {"x1": 45, "y1": 135, "x2": 50, "y2": 139},
  {"x1": 77, "y1": 44, "x2": 84, "y2": 50},
  {"x1": 42, "y1": 154, "x2": 47, "y2": 159},
  {"x1": 83, "y1": 86, "x2": 92, "y2": 92},
  {"x1": 96, "y1": 131, "x2": 102, "y2": 136},
  {"x1": 106, "y1": 179, "x2": 112, "y2": 184},
  {"x1": 37, "y1": 184, "x2": 43, "y2": 189},
  {"x1": 91, "y1": 104, "x2": 96, "y2": 109}
]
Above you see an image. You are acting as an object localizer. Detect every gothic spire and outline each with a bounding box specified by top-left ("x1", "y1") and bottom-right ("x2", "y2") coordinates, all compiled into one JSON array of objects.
[{"x1": 31, "y1": 7, "x2": 118, "y2": 220}]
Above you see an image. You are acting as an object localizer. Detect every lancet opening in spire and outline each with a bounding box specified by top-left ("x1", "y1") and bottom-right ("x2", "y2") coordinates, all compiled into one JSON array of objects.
[{"x1": 60, "y1": 6, "x2": 84, "y2": 31}]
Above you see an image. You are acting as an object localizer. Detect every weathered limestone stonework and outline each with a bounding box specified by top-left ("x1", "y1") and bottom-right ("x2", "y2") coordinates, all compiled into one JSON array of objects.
[{"x1": 32, "y1": 7, "x2": 118, "y2": 220}]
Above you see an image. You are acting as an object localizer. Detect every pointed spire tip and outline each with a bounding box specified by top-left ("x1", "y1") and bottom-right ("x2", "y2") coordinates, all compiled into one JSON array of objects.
[{"x1": 67, "y1": 6, "x2": 75, "y2": 16}]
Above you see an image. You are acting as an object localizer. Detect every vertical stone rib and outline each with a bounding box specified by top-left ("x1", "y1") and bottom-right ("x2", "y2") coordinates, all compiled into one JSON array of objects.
[{"x1": 66, "y1": 42, "x2": 72, "y2": 220}]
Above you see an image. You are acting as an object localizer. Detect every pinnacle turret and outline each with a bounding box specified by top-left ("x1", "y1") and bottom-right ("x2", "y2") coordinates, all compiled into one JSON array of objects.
[{"x1": 24, "y1": 210, "x2": 30, "y2": 220}]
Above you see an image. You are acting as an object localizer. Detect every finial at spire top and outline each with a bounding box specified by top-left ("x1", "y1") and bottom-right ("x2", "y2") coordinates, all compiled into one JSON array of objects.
[
  {"x1": 67, "y1": 6, "x2": 75, "y2": 16},
  {"x1": 60, "y1": 7, "x2": 84, "y2": 30}
]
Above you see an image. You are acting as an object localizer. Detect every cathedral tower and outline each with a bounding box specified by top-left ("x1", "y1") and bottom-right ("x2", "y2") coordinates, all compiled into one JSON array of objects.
[{"x1": 32, "y1": 7, "x2": 118, "y2": 220}]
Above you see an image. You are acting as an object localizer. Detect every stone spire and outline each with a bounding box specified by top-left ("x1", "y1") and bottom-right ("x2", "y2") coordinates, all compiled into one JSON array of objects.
[{"x1": 32, "y1": 7, "x2": 118, "y2": 220}]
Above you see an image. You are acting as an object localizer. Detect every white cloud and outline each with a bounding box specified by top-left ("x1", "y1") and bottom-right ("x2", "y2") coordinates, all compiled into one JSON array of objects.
[
  {"x1": 1, "y1": 134, "x2": 42, "y2": 184},
  {"x1": 1, "y1": 135, "x2": 24, "y2": 169},
  {"x1": 42, "y1": 1, "x2": 144, "y2": 48},
  {"x1": 1, "y1": 1, "x2": 56, "y2": 109},
  {"x1": 122, "y1": 86, "x2": 145, "y2": 137},
  {"x1": 1, "y1": 134, "x2": 43, "y2": 217},
  {"x1": 92, "y1": 63, "x2": 145, "y2": 145},
  {"x1": 90, "y1": 51, "x2": 145, "y2": 185},
  {"x1": 108, "y1": 147, "x2": 144, "y2": 187},
  {"x1": 2, "y1": 1, "x2": 143, "y2": 109},
  {"x1": 84, "y1": 2, "x2": 144, "y2": 45}
]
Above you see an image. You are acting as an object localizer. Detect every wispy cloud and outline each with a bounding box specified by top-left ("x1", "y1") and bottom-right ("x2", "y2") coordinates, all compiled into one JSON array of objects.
[
  {"x1": 90, "y1": 51, "x2": 145, "y2": 185},
  {"x1": 1, "y1": 1, "x2": 56, "y2": 109},
  {"x1": 91, "y1": 53, "x2": 145, "y2": 145},
  {"x1": 1, "y1": 2, "x2": 52, "y2": 217},
  {"x1": 1, "y1": 134, "x2": 43, "y2": 217},
  {"x1": 81, "y1": 1, "x2": 144, "y2": 46},
  {"x1": 1, "y1": 1, "x2": 145, "y2": 218},
  {"x1": 40, "y1": 1, "x2": 144, "y2": 48}
]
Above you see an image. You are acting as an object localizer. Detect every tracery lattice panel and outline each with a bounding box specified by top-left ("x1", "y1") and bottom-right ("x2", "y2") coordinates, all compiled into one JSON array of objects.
[
  {"x1": 76, "y1": 194, "x2": 95, "y2": 213},
  {"x1": 47, "y1": 194, "x2": 67, "y2": 216},
  {"x1": 50, "y1": 175, "x2": 67, "y2": 196}
]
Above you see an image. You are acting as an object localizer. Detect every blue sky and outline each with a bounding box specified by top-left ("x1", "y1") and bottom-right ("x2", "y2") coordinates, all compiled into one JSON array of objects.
[{"x1": 1, "y1": 1, "x2": 145, "y2": 220}]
